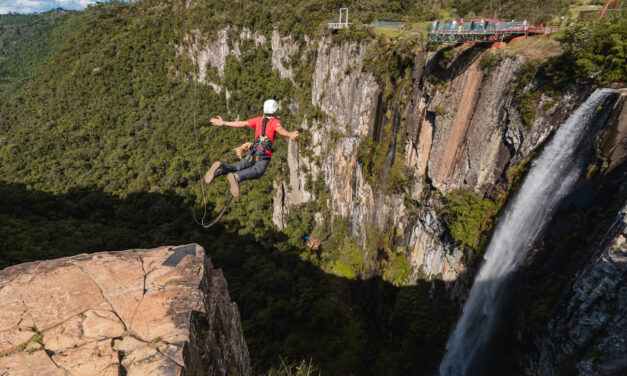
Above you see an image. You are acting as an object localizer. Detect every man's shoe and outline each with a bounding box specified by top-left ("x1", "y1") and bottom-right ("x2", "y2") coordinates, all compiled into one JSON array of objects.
[
  {"x1": 204, "y1": 162, "x2": 223, "y2": 184},
  {"x1": 227, "y1": 173, "x2": 240, "y2": 197}
]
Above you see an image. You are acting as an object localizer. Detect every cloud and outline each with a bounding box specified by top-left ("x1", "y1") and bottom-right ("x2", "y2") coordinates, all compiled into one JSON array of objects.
[{"x1": 0, "y1": 0, "x2": 101, "y2": 14}]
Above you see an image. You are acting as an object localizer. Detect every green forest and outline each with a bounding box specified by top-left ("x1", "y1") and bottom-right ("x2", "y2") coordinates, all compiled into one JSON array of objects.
[
  {"x1": 0, "y1": 5, "x2": 119, "y2": 103},
  {"x1": 0, "y1": 0, "x2": 624, "y2": 374}
]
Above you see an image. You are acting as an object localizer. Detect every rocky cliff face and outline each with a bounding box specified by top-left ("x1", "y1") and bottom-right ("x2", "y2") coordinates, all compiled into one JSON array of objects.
[
  {"x1": 408, "y1": 50, "x2": 587, "y2": 196},
  {"x1": 555, "y1": 203, "x2": 626, "y2": 375},
  {"x1": 272, "y1": 38, "x2": 468, "y2": 283},
  {"x1": 182, "y1": 29, "x2": 593, "y2": 286},
  {"x1": 0, "y1": 244, "x2": 250, "y2": 376},
  {"x1": 514, "y1": 93, "x2": 627, "y2": 376},
  {"x1": 274, "y1": 40, "x2": 589, "y2": 285},
  {"x1": 521, "y1": 201, "x2": 627, "y2": 376}
]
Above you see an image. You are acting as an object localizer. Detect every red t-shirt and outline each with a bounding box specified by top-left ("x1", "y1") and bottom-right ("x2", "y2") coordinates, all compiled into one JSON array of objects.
[{"x1": 246, "y1": 116, "x2": 282, "y2": 157}]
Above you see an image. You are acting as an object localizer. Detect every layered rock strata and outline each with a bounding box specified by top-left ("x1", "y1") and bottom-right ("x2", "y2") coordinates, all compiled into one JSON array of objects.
[
  {"x1": 180, "y1": 28, "x2": 594, "y2": 286},
  {"x1": 0, "y1": 244, "x2": 250, "y2": 376},
  {"x1": 283, "y1": 44, "x2": 591, "y2": 284}
]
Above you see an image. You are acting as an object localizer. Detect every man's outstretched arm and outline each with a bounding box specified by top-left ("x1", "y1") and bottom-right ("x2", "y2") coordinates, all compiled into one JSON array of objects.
[
  {"x1": 210, "y1": 116, "x2": 248, "y2": 128},
  {"x1": 276, "y1": 126, "x2": 299, "y2": 140}
]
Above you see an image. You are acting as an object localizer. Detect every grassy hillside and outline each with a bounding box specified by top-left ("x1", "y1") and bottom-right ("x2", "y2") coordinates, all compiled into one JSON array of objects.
[
  {"x1": 0, "y1": 5, "x2": 120, "y2": 104},
  {"x1": 453, "y1": 0, "x2": 570, "y2": 23},
  {"x1": 0, "y1": 0, "x2": 576, "y2": 106}
]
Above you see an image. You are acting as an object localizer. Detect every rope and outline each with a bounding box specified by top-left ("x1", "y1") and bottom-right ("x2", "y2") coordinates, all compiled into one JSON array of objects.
[
  {"x1": 197, "y1": 195, "x2": 234, "y2": 229},
  {"x1": 187, "y1": 20, "x2": 231, "y2": 229}
]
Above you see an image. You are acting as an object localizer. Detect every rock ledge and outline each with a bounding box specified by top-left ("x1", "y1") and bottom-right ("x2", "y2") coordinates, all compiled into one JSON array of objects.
[{"x1": 0, "y1": 244, "x2": 250, "y2": 375}]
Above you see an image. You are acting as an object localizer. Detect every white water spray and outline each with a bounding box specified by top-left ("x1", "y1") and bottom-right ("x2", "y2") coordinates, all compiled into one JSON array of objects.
[{"x1": 439, "y1": 89, "x2": 618, "y2": 375}]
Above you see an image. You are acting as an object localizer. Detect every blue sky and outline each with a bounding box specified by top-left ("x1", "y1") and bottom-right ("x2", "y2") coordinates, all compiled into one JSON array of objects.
[{"x1": 0, "y1": 0, "x2": 123, "y2": 14}]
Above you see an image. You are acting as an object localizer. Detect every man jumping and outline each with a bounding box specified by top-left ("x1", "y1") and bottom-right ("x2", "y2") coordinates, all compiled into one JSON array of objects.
[{"x1": 205, "y1": 99, "x2": 299, "y2": 197}]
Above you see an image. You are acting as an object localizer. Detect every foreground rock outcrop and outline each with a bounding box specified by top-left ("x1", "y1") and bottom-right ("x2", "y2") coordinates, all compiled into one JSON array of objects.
[{"x1": 0, "y1": 244, "x2": 250, "y2": 375}]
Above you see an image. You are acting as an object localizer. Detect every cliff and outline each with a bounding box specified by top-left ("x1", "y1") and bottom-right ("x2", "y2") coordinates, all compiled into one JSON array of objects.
[
  {"x1": 550, "y1": 203, "x2": 626, "y2": 375},
  {"x1": 0, "y1": 244, "x2": 250, "y2": 376},
  {"x1": 272, "y1": 39, "x2": 587, "y2": 285},
  {"x1": 190, "y1": 28, "x2": 625, "y2": 372},
  {"x1": 516, "y1": 199, "x2": 627, "y2": 376},
  {"x1": 510, "y1": 93, "x2": 627, "y2": 376},
  {"x1": 0, "y1": 2, "x2": 623, "y2": 374},
  {"x1": 182, "y1": 28, "x2": 596, "y2": 288}
]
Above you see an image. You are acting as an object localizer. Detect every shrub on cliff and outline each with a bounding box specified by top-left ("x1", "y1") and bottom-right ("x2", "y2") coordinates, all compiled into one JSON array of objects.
[
  {"x1": 542, "y1": 14, "x2": 627, "y2": 86},
  {"x1": 364, "y1": 33, "x2": 423, "y2": 102},
  {"x1": 443, "y1": 189, "x2": 498, "y2": 259},
  {"x1": 558, "y1": 15, "x2": 626, "y2": 85},
  {"x1": 508, "y1": 60, "x2": 541, "y2": 128},
  {"x1": 383, "y1": 247, "x2": 412, "y2": 286}
]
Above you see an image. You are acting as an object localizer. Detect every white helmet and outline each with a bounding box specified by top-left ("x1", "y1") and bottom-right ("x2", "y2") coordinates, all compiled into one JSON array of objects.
[{"x1": 263, "y1": 99, "x2": 279, "y2": 115}]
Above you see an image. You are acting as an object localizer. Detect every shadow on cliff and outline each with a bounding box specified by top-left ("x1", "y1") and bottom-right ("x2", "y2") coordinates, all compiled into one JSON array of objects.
[
  {"x1": 463, "y1": 159, "x2": 627, "y2": 376},
  {"x1": 423, "y1": 44, "x2": 486, "y2": 85},
  {"x1": 436, "y1": 93, "x2": 627, "y2": 375},
  {"x1": 0, "y1": 180, "x2": 459, "y2": 376}
]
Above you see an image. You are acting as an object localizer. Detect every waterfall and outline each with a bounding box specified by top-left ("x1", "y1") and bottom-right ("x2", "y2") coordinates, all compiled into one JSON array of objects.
[{"x1": 439, "y1": 88, "x2": 618, "y2": 375}]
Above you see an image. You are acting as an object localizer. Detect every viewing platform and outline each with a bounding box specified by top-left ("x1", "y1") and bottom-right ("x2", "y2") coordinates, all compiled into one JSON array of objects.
[
  {"x1": 328, "y1": 7, "x2": 350, "y2": 29},
  {"x1": 427, "y1": 19, "x2": 563, "y2": 44}
]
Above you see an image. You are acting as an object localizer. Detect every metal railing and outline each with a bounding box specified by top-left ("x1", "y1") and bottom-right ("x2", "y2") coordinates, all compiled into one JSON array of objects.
[
  {"x1": 328, "y1": 22, "x2": 350, "y2": 29},
  {"x1": 328, "y1": 7, "x2": 349, "y2": 29},
  {"x1": 426, "y1": 20, "x2": 564, "y2": 43},
  {"x1": 427, "y1": 21, "x2": 530, "y2": 33},
  {"x1": 364, "y1": 21, "x2": 406, "y2": 27}
]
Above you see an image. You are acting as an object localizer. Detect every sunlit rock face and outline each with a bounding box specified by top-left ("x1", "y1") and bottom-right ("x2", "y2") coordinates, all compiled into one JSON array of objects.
[
  {"x1": 0, "y1": 244, "x2": 250, "y2": 376},
  {"x1": 408, "y1": 51, "x2": 588, "y2": 197},
  {"x1": 180, "y1": 28, "x2": 593, "y2": 288},
  {"x1": 265, "y1": 36, "x2": 592, "y2": 286},
  {"x1": 273, "y1": 40, "x2": 592, "y2": 286}
]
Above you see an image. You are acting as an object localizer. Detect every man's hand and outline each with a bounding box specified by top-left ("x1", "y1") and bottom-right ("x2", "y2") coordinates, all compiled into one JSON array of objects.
[
  {"x1": 276, "y1": 126, "x2": 299, "y2": 139},
  {"x1": 210, "y1": 116, "x2": 224, "y2": 126}
]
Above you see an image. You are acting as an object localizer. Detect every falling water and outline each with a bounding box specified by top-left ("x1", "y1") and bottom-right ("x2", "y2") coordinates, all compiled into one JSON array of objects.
[{"x1": 439, "y1": 89, "x2": 619, "y2": 375}]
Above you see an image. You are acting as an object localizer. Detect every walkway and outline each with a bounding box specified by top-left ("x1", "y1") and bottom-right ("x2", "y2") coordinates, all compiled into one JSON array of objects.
[{"x1": 427, "y1": 20, "x2": 562, "y2": 44}]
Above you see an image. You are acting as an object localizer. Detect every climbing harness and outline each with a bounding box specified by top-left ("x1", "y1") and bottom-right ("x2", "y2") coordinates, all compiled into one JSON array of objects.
[{"x1": 243, "y1": 115, "x2": 274, "y2": 163}]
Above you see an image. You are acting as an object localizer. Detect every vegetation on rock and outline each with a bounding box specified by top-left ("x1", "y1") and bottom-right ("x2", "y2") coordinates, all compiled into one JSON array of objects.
[
  {"x1": 556, "y1": 14, "x2": 626, "y2": 85},
  {"x1": 443, "y1": 189, "x2": 498, "y2": 260}
]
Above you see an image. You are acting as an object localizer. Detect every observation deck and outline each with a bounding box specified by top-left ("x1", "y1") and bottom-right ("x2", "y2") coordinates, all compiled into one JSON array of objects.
[{"x1": 427, "y1": 20, "x2": 562, "y2": 44}]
